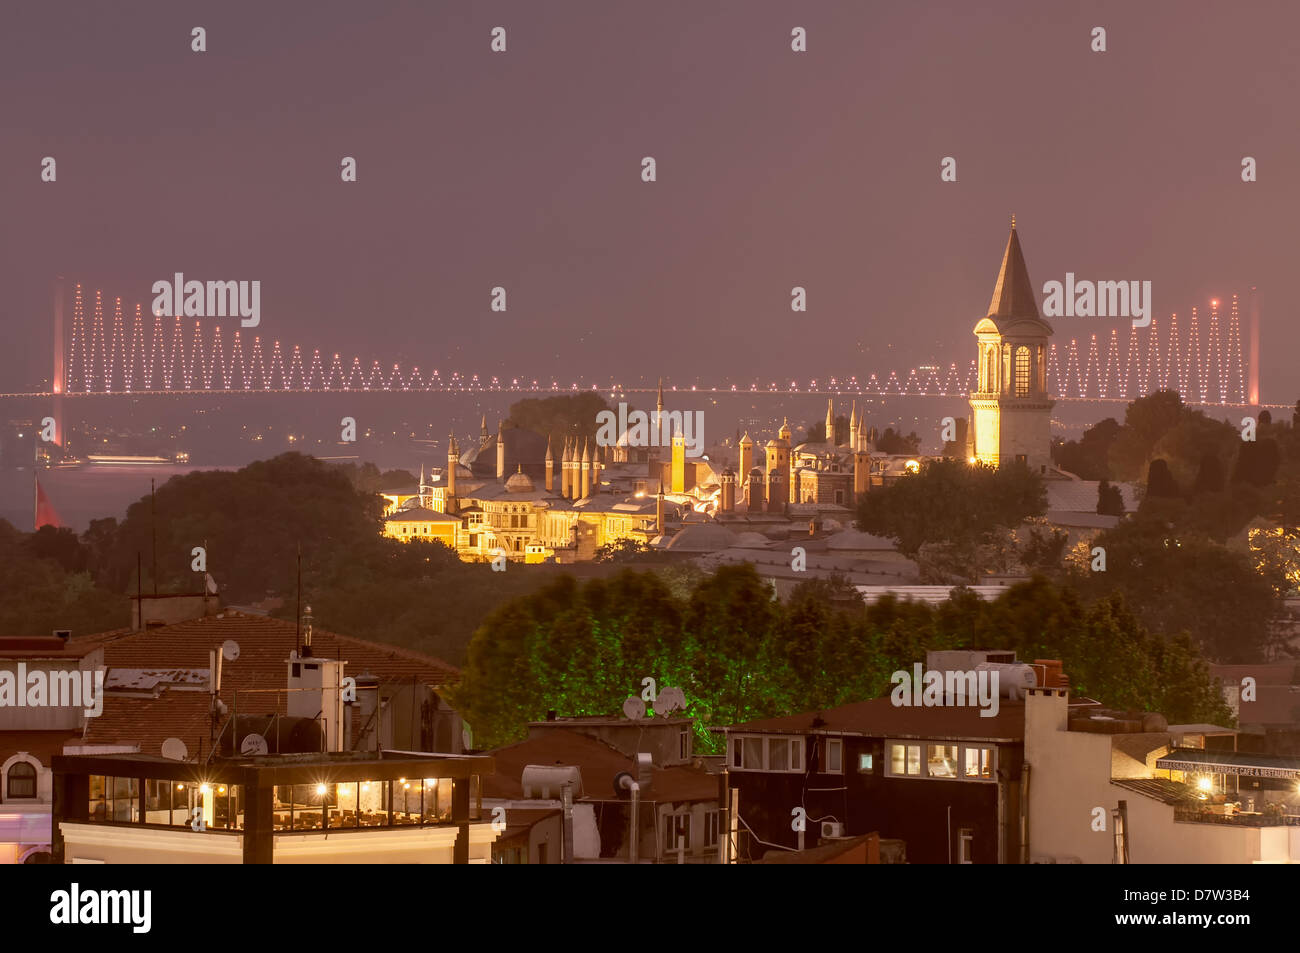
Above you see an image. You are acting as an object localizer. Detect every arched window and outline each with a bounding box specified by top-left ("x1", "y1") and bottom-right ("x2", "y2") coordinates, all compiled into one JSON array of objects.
[
  {"x1": 1014, "y1": 346, "x2": 1031, "y2": 397},
  {"x1": 7, "y1": 761, "x2": 37, "y2": 799}
]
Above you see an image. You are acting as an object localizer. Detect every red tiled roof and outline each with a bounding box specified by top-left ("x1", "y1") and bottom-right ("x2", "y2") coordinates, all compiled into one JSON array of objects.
[
  {"x1": 70, "y1": 611, "x2": 460, "y2": 756},
  {"x1": 485, "y1": 729, "x2": 717, "y2": 804},
  {"x1": 726, "y1": 696, "x2": 1026, "y2": 742},
  {"x1": 0, "y1": 729, "x2": 85, "y2": 767}
]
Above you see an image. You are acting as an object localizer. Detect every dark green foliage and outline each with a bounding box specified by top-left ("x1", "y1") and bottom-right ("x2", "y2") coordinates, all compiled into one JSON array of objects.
[
  {"x1": 1146, "y1": 459, "x2": 1180, "y2": 498},
  {"x1": 874, "y1": 427, "x2": 920, "y2": 454},
  {"x1": 1096, "y1": 479, "x2": 1125, "y2": 517},
  {"x1": 1232, "y1": 438, "x2": 1281, "y2": 487},
  {"x1": 1193, "y1": 451, "x2": 1225, "y2": 494},
  {"x1": 0, "y1": 520, "x2": 126, "y2": 637},
  {"x1": 1054, "y1": 417, "x2": 1122, "y2": 480},
  {"x1": 856, "y1": 458, "x2": 1047, "y2": 557},
  {"x1": 1070, "y1": 514, "x2": 1280, "y2": 662},
  {"x1": 451, "y1": 567, "x2": 1233, "y2": 750}
]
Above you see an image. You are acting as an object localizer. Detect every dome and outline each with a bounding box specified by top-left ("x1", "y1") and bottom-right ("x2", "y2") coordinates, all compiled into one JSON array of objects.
[
  {"x1": 665, "y1": 524, "x2": 738, "y2": 552},
  {"x1": 505, "y1": 469, "x2": 535, "y2": 493},
  {"x1": 733, "y1": 531, "x2": 771, "y2": 549}
]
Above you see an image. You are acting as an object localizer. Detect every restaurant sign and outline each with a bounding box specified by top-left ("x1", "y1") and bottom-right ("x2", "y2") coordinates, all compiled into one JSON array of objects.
[{"x1": 1160, "y1": 759, "x2": 1300, "y2": 780}]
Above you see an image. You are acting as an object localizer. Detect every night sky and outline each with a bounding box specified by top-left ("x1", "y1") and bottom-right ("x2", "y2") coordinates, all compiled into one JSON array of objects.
[{"x1": 2, "y1": 1, "x2": 1298, "y2": 398}]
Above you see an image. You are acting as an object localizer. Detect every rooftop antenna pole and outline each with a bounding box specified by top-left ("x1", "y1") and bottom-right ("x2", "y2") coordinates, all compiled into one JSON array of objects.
[
  {"x1": 137, "y1": 552, "x2": 143, "y2": 630},
  {"x1": 295, "y1": 542, "x2": 302, "y2": 655},
  {"x1": 150, "y1": 478, "x2": 158, "y2": 596}
]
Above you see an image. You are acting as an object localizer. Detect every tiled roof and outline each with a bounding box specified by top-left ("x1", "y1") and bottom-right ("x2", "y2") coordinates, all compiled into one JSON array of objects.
[
  {"x1": 725, "y1": 695, "x2": 1026, "y2": 742},
  {"x1": 1111, "y1": 777, "x2": 1200, "y2": 806},
  {"x1": 484, "y1": 729, "x2": 716, "y2": 804},
  {"x1": 69, "y1": 612, "x2": 459, "y2": 756},
  {"x1": 0, "y1": 729, "x2": 85, "y2": 766}
]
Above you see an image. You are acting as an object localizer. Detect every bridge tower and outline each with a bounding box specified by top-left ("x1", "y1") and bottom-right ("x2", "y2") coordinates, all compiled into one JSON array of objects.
[
  {"x1": 969, "y1": 218, "x2": 1054, "y2": 471},
  {"x1": 51, "y1": 277, "x2": 65, "y2": 446},
  {"x1": 1248, "y1": 286, "x2": 1260, "y2": 407}
]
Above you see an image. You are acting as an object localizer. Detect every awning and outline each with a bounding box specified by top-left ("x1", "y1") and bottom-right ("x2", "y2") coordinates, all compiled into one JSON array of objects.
[{"x1": 1156, "y1": 748, "x2": 1300, "y2": 780}]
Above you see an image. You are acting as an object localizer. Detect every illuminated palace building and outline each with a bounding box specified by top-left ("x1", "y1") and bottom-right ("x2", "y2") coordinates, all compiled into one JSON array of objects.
[{"x1": 382, "y1": 394, "x2": 694, "y2": 563}]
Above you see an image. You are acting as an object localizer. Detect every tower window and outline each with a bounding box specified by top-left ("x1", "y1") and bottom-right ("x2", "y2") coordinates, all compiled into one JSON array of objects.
[{"x1": 1014, "y1": 346, "x2": 1031, "y2": 397}]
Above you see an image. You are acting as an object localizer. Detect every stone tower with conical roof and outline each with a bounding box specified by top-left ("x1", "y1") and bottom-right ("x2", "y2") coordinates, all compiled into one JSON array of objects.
[{"x1": 969, "y1": 217, "x2": 1055, "y2": 470}]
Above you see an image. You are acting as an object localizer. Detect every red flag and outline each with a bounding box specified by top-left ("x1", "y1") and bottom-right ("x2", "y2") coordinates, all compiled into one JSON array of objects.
[{"x1": 35, "y1": 479, "x2": 62, "y2": 530}]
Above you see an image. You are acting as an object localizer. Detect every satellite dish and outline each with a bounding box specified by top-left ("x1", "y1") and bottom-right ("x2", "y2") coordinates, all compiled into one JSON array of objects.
[
  {"x1": 622, "y1": 696, "x2": 646, "y2": 721},
  {"x1": 240, "y1": 733, "x2": 269, "y2": 756},
  {"x1": 221, "y1": 640, "x2": 240, "y2": 661},
  {"x1": 657, "y1": 686, "x2": 686, "y2": 715},
  {"x1": 160, "y1": 738, "x2": 188, "y2": 761}
]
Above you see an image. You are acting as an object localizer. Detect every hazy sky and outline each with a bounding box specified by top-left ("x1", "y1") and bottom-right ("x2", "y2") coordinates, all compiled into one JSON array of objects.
[{"x1": 3, "y1": 0, "x2": 1298, "y2": 399}]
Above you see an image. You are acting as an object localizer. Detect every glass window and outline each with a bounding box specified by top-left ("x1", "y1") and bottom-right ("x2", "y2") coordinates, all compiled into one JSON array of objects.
[
  {"x1": 88, "y1": 776, "x2": 140, "y2": 823},
  {"x1": 704, "y1": 810, "x2": 720, "y2": 848},
  {"x1": 768, "y1": 738, "x2": 790, "y2": 771},
  {"x1": 742, "y1": 737, "x2": 763, "y2": 770},
  {"x1": 858, "y1": 752, "x2": 873, "y2": 773},
  {"x1": 1014, "y1": 346, "x2": 1030, "y2": 396},
  {"x1": 964, "y1": 747, "x2": 993, "y2": 779},
  {"x1": 824, "y1": 739, "x2": 843, "y2": 773},
  {"x1": 889, "y1": 743, "x2": 922, "y2": 776},
  {"x1": 890, "y1": 744, "x2": 907, "y2": 776},
  {"x1": 663, "y1": 812, "x2": 691, "y2": 852},
  {"x1": 6, "y1": 761, "x2": 37, "y2": 798},
  {"x1": 927, "y1": 745, "x2": 959, "y2": 778}
]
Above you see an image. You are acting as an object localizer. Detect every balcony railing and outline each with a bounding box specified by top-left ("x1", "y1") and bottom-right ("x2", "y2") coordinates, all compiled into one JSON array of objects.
[{"x1": 1173, "y1": 808, "x2": 1300, "y2": 827}]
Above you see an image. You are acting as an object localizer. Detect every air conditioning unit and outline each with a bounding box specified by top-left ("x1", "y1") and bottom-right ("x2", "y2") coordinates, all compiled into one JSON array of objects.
[{"x1": 821, "y1": 821, "x2": 844, "y2": 839}]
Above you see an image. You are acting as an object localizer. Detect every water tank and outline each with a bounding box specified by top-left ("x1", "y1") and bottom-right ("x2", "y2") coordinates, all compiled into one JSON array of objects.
[
  {"x1": 975, "y1": 662, "x2": 1038, "y2": 700},
  {"x1": 521, "y1": 764, "x2": 583, "y2": 799}
]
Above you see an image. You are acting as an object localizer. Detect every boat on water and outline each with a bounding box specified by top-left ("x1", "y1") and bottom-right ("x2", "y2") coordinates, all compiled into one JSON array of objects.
[{"x1": 85, "y1": 454, "x2": 175, "y2": 466}]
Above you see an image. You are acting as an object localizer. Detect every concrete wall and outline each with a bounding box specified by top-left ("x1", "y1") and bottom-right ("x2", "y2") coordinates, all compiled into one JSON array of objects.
[
  {"x1": 1025, "y1": 691, "x2": 1297, "y2": 863},
  {"x1": 59, "y1": 821, "x2": 499, "y2": 864}
]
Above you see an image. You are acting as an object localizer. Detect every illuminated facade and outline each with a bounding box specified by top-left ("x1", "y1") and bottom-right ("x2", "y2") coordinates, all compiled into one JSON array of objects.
[{"x1": 969, "y1": 219, "x2": 1055, "y2": 471}]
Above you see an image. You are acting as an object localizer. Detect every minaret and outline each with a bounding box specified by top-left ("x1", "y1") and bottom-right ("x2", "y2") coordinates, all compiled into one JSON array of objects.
[
  {"x1": 561, "y1": 438, "x2": 572, "y2": 499},
  {"x1": 446, "y1": 435, "x2": 459, "y2": 515},
  {"x1": 544, "y1": 435, "x2": 555, "y2": 492},
  {"x1": 854, "y1": 442, "x2": 870, "y2": 502},
  {"x1": 480, "y1": 414, "x2": 490, "y2": 450},
  {"x1": 591, "y1": 442, "x2": 601, "y2": 494},
  {"x1": 649, "y1": 379, "x2": 666, "y2": 472},
  {"x1": 655, "y1": 481, "x2": 665, "y2": 535},
  {"x1": 580, "y1": 439, "x2": 592, "y2": 498},
  {"x1": 824, "y1": 399, "x2": 835, "y2": 446},
  {"x1": 496, "y1": 419, "x2": 506, "y2": 481},
  {"x1": 419, "y1": 463, "x2": 428, "y2": 508},
  {"x1": 969, "y1": 216, "x2": 1055, "y2": 469},
  {"x1": 849, "y1": 402, "x2": 858, "y2": 451}
]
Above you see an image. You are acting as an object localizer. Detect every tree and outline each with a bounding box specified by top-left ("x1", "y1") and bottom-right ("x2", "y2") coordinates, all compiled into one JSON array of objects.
[
  {"x1": 1055, "y1": 418, "x2": 1121, "y2": 480},
  {"x1": 1097, "y1": 479, "x2": 1125, "y2": 517},
  {"x1": 1072, "y1": 515, "x2": 1279, "y2": 662},
  {"x1": 1232, "y1": 438, "x2": 1281, "y2": 487},
  {"x1": 1193, "y1": 451, "x2": 1226, "y2": 494},
  {"x1": 856, "y1": 459, "x2": 1047, "y2": 557},
  {"x1": 1146, "y1": 459, "x2": 1180, "y2": 498},
  {"x1": 875, "y1": 427, "x2": 920, "y2": 454}
]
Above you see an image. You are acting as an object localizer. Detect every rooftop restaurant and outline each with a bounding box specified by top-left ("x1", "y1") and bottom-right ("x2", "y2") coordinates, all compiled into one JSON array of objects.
[{"x1": 52, "y1": 749, "x2": 495, "y2": 864}]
